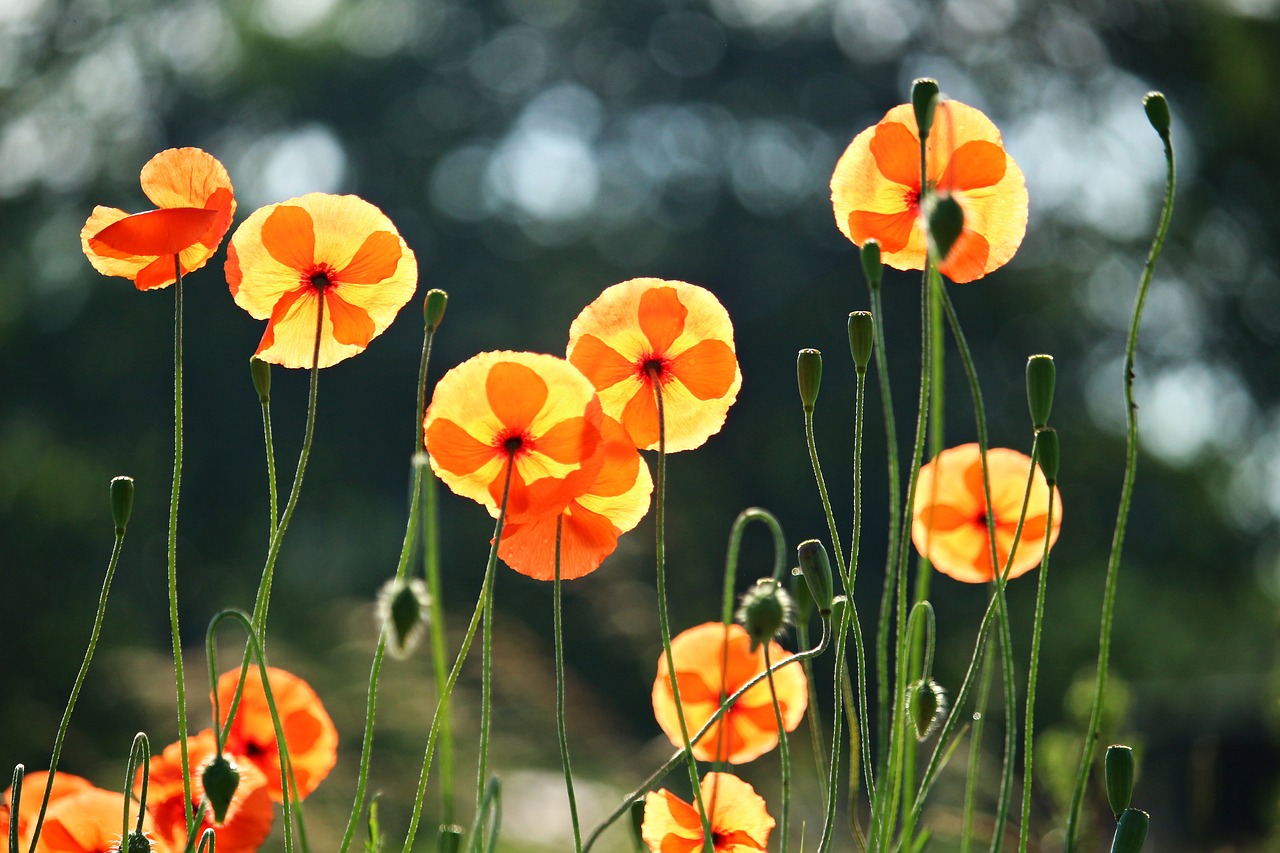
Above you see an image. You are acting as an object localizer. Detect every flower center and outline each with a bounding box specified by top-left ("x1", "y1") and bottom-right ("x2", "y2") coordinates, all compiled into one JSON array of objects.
[
  {"x1": 307, "y1": 264, "x2": 336, "y2": 290},
  {"x1": 639, "y1": 354, "x2": 671, "y2": 385},
  {"x1": 495, "y1": 428, "x2": 533, "y2": 459}
]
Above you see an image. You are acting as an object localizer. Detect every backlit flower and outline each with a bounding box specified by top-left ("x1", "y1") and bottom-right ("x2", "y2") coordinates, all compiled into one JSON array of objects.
[
  {"x1": 498, "y1": 415, "x2": 653, "y2": 580},
  {"x1": 2, "y1": 772, "x2": 94, "y2": 853},
  {"x1": 424, "y1": 351, "x2": 605, "y2": 522},
  {"x1": 30, "y1": 787, "x2": 161, "y2": 853},
  {"x1": 139, "y1": 731, "x2": 273, "y2": 853},
  {"x1": 82, "y1": 147, "x2": 236, "y2": 290},
  {"x1": 214, "y1": 666, "x2": 338, "y2": 802},
  {"x1": 912, "y1": 443, "x2": 1062, "y2": 583},
  {"x1": 652, "y1": 622, "x2": 807, "y2": 765},
  {"x1": 642, "y1": 772, "x2": 774, "y2": 853},
  {"x1": 226, "y1": 193, "x2": 418, "y2": 368},
  {"x1": 568, "y1": 278, "x2": 741, "y2": 452},
  {"x1": 830, "y1": 100, "x2": 1027, "y2": 283}
]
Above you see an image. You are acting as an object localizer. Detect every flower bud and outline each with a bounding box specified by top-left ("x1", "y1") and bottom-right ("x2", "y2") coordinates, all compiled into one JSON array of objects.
[
  {"x1": 1025, "y1": 354, "x2": 1055, "y2": 429},
  {"x1": 200, "y1": 753, "x2": 240, "y2": 824},
  {"x1": 1036, "y1": 427, "x2": 1060, "y2": 486},
  {"x1": 735, "y1": 578, "x2": 795, "y2": 651},
  {"x1": 829, "y1": 595, "x2": 848, "y2": 629},
  {"x1": 424, "y1": 289, "x2": 449, "y2": 332},
  {"x1": 249, "y1": 357, "x2": 271, "y2": 403},
  {"x1": 1142, "y1": 92, "x2": 1170, "y2": 139},
  {"x1": 848, "y1": 312, "x2": 874, "y2": 372},
  {"x1": 438, "y1": 826, "x2": 465, "y2": 853},
  {"x1": 1105, "y1": 744, "x2": 1136, "y2": 819},
  {"x1": 125, "y1": 830, "x2": 153, "y2": 853},
  {"x1": 1110, "y1": 807, "x2": 1150, "y2": 853},
  {"x1": 912, "y1": 78, "x2": 940, "y2": 142},
  {"x1": 797, "y1": 349, "x2": 822, "y2": 413},
  {"x1": 861, "y1": 240, "x2": 883, "y2": 290},
  {"x1": 907, "y1": 678, "x2": 948, "y2": 741},
  {"x1": 110, "y1": 476, "x2": 134, "y2": 535},
  {"x1": 928, "y1": 194, "x2": 965, "y2": 262},
  {"x1": 377, "y1": 577, "x2": 431, "y2": 659},
  {"x1": 796, "y1": 540, "x2": 834, "y2": 616},
  {"x1": 789, "y1": 566, "x2": 814, "y2": 626}
]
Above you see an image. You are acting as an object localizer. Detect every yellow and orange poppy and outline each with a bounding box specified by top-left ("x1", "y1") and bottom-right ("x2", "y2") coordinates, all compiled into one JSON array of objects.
[
  {"x1": 498, "y1": 415, "x2": 653, "y2": 580},
  {"x1": 29, "y1": 787, "x2": 162, "y2": 853},
  {"x1": 652, "y1": 622, "x2": 807, "y2": 765},
  {"x1": 424, "y1": 351, "x2": 605, "y2": 523},
  {"x1": 641, "y1": 772, "x2": 774, "y2": 853},
  {"x1": 214, "y1": 666, "x2": 338, "y2": 803},
  {"x1": 912, "y1": 443, "x2": 1062, "y2": 583},
  {"x1": 568, "y1": 278, "x2": 741, "y2": 452},
  {"x1": 81, "y1": 147, "x2": 236, "y2": 290},
  {"x1": 831, "y1": 100, "x2": 1027, "y2": 283},
  {"x1": 226, "y1": 193, "x2": 418, "y2": 368},
  {"x1": 2, "y1": 772, "x2": 94, "y2": 853}
]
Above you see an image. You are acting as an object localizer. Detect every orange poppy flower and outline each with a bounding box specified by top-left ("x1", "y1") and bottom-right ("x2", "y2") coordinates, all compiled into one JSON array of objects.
[
  {"x1": 29, "y1": 787, "x2": 162, "y2": 853},
  {"x1": 81, "y1": 147, "x2": 236, "y2": 290},
  {"x1": 912, "y1": 443, "x2": 1062, "y2": 583},
  {"x1": 641, "y1": 772, "x2": 774, "y2": 853},
  {"x1": 567, "y1": 278, "x2": 741, "y2": 453},
  {"x1": 497, "y1": 414, "x2": 653, "y2": 580},
  {"x1": 214, "y1": 666, "x2": 338, "y2": 802},
  {"x1": 226, "y1": 193, "x2": 418, "y2": 368},
  {"x1": 139, "y1": 730, "x2": 274, "y2": 853},
  {"x1": 830, "y1": 100, "x2": 1027, "y2": 283},
  {"x1": 2, "y1": 772, "x2": 94, "y2": 853},
  {"x1": 424, "y1": 351, "x2": 605, "y2": 523},
  {"x1": 652, "y1": 623, "x2": 807, "y2": 765}
]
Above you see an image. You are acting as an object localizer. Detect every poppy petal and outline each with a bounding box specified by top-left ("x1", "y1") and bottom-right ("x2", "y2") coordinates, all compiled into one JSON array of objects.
[
  {"x1": 335, "y1": 230, "x2": 402, "y2": 283},
  {"x1": 938, "y1": 228, "x2": 991, "y2": 284},
  {"x1": 939, "y1": 139, "x2": 1006, "y2": 192},
  {"x1": 90, "y1": 207, "x2": 219, "y2": 256},
  {"x1": 261, "y1": 204, "x2": 317, "y2": 272},
  {"x1": 638, "y1": 286, "x2": 688, "y2": 355},
  {"x1": 487, "y1": 360, "x2": 550, "y2": 432},
  {"x1": 848, "y1": 208, "x2": 917, "y2": 255},
  {"x1": 870, "y1": 121, "x2": 922, "y2": 187},
  {"x1": 569, "y1": 334, "x2": 639, "y2": 391},
  {"x1": 670, "y1": 338, "x2": 739, "y2": 401},
  {"x1": 326, "y1": 290, "x2": 377, "y2": 348}
]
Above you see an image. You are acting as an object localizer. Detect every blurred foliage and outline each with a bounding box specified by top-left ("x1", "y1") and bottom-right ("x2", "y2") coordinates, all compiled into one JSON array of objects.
[{"x1": 2, "y1": 0, "x2": 1279, "y2": 849}]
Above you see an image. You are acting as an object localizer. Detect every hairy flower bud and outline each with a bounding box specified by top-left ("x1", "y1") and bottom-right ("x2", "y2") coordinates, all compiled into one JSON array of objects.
[
  {"x1": 912, "y1": 78, "x2": 940, "y2": 143},
  {"x1": 249, "y1": 357, "x2": 271, "y2": 403},
  {"x1": 1025, "y1": 354, "x2": 1056, "y2": 429},
  {"x1": 796, "y1": 540, "x2": 834, "y2": 616},
  {"x1": 735, "y1": 578, "x2": 795, "y2": 651},
  {"x1": 790, "y1": 566, "x2": 814, "y2": 626},
  {"x1": 928, "y1": 195, "x2": 965, "y2": 262},
  {"x1": 1036, "y1": 427, "x2": 1060, "y2": 486},
  {"x1": 860, "y1": 240, "x2": 883, "y2": 290},
  {"x1": 110, "y1": 476, "x2": 135, "y2": 535},
  {"x1": 797, "y1": 349, "x2": 822, "y2": 413},
  {"x1": 848, "y1": 312, "x2": 875, "y2": 372},
  {"x1": 377, "y1": 577, "x2": 431, "y2": 659},
  {"x1": 1110, "y1": 808, "x2": 1150, "y2": 853},
  {"x1": 1106, "y1": 744, "x2": 1136, "y2": 819},
  {"x1": 424, "y1": 288, "x2": 449, "y2": 332},
  {"x1": 1143, "y1": 92, "x2": 1170, "y2": 139},
  {"x1": 200, "y1": 753, "x2": 240, "y2": 824},
  {"x1": 907, "y1": 678, "x2": 948, "y2": 741}
]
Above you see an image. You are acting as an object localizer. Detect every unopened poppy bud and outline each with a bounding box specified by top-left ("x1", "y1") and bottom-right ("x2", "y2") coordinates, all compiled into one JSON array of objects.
[
  {"x1": 912, "y1": 78, "x2": 940, "y2": 142},
  {"x1": 1110, "y1": 807, "x2": 1150, "y2": 853},
  {"x1": 424, "y1": 288, "x2": 448, "y2": 332},
  {"x1": 797, "y1": 349, "x2": 822, "y2": 413},
  {"x1": 125, "y1": 830, "x2": 153, "y2": 853},
  {"x1": 1105, "y1": 744, "x2": 1136, "y2": 819},
  {"x1": 907, "y1": 678, "x2": 948, "y2": 741},
  {"x1": 735, "y1": 577, "x2": 795, "y2": 651},
  {"x1": 1036, "y1": 427, "x2": 1060, "y2": 486},
  {"x1": 829, "y1": 595, "x2": 848, "y2": 628},
  {"x1": 928, "y1": 195, "x2": 965, "y2": 261},
  {"x1": 849, "y1": 311, "x2": 874, "y2": 372},
  {"x1": 200, "y1": 754, "x2": 240, "y2": 823},
  {"x1": 438, "y1": 825, "x2": 464, "y2": 853},
  {"x1": 249, "y1": 357, "x2": 271, "y2": 403},
  {"x1": 790, "y1": 566, "x2": 814, "y2": 625},
  {"x1": 1026, "y1": 354, "x2": 1055, "y2": 429},
  {"x1": 1142, "y1": 92, "x2": 1170, "y2": 139},
  {"x1": 861, "y1": 240, "x2": 883, "y2": 290},
  {"x1": 377, "y1": 577, "x2": 431, "y2": 659},
  {"x1": 110, "y1": 476, "x2": 134, "y2": 535},
  {"x1": 796, "y1": 539, "x2": 834, "y2": 616}
]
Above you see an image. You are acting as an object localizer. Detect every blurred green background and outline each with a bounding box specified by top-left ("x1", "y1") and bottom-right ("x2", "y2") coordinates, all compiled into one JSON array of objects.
[{"x1": 2, "y1": 0, "x2": 1279, "y2": 849}]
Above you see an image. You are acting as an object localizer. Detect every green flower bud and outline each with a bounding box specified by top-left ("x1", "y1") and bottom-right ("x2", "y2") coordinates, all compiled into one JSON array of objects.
[
  {"x1": 438, "y1": 826, "x2": 465, "y2": 853},
  {"x1": 249, "y1": 357, "x2": 271, "y2": 403},
  {"x1": 1036, "y1": 427, "x2": 1060, "y2": 486},
  {"x1": 377, "y1": 578, "x2": 431, "y2": 660},
  {"x1": 907, "y1": 678, "x2": 948, "y2": 741},
  {"x1": 424, "y1": 288, "x2": 449, "y2": 332},
  {"x1": 789, "y1": 566, "x2": 814, "y2": 626},
  {"x1": 848, "y1": 312, "x2": 874, "y2": 372},
  {"x1": 861, "y1": 240, "x2": 883, "y2": 290},
  {"x1": 1025, "y1": 354, "x2": 1056, "y2": 429},
  {"x1": 125, "y1": 830, "x2": 154, "y2": 853},
  {"x1": 927, "y1": 194, "x2": 965, "y2": 262},
  {"x1": 1110, "y1": 808, "x2": 1150, "y2": 853},
  {"x1": 110, "y1": 476, "x2": 134, "y2": 535},
  {"x1": 797, "y1": 349, "x2": 823, "y2": 413},
  {"x1": 1142, "y1": 92, "x2": 1170, "y2": 139},
  {"x1": 735, "y1": 578, "x2": 796, "y2": 651},
  {"x1": 796, "y1": 540, "x2": 834, "y2": 616},
  {"x1": 912, "y1": 78, "x2": 940, "y2": 142},
  {"x1": 200, "y1": 754, "x2": 240, "y2": 824},
  {"x1": 1105, "y1": 744, "x2": 1136, "y2": 819},
  {"x1": 829, "y1": 595, "x2": 848, "y2": 629}
]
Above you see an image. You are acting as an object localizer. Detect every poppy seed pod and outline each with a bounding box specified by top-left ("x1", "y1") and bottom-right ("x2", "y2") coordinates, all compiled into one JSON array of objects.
[
  {"x1": 1110, "y1": 808, "x2": 1150, "y2": 853},
  {"x1": 912, "y1": 78, "x2": 940, "y2": 142},
  {"x1": 736, "y1": 578, "x2": 795, "y2": 651},
  {"x1": 928, "y1": 194, "x2": 965, "y2": 262},
  {"x1": 849, "y1": 312, "x2": 875, "y2": 372},
  {"x1": 200, "y1": 753, "x2": 240, "y2": 823},
  {"x1": 797, "y1": 349, "x2": 822, "y2": 413},
  {"x1": 1036, "y1": 428, "x2": 1060, "y2": 486},
  {"x1": 250, "y1": 357, "x2": 271, "y2": 403},
  {"x1": 110, "y1": 476, "x2": 135, "y2": 535},
  {"x1": 424, "y1": 288, "x2": 448, "y2": 332},
  {"x1": 860, "y1": 240, "x2": 883, "y2": 290},
  {"x1": 796, "y1": 540, "x2": 834, "y2": 616},
  {"x1": 1143, "y1": 92, "x2": 1170, "y2": 138},
  {"x1": 1026, "y1": 354, "x2": 1056, "y2": 429},
  {"x1": 1105, "y1": 744, "x2": 1136, "y2": 819}
]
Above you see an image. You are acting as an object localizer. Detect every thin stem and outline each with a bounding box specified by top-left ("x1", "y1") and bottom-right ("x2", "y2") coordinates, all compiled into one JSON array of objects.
[
  {"x1": 960, "y1": 644, "x2": 995, "y2": 853},
  {"x1": 764, "y1": 644, "x2": 791, "y2": 853},
  {"x1": 816, "y1": 604, "x2": 850, "y2": 853},
  {"x1": 124, "y1": 733, "x2": 151, "y2": 836},
  {"x1": 554, "y1": 517, "x2": 584, "y2": 852},
  {"x1": 1018, "y1": 462, "x2": 1056, "y2": 853},
  {"x1": 259, "y1": 381, "x2": 279, "y2": 537},
  {"x1": 477, "y1": 553, "x2": 494, "y2": 812}
]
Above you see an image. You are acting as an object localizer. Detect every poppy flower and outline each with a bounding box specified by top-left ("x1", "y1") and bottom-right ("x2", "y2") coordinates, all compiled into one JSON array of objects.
[
  {"x1": 567, "y1": 278, "x2": 741, "y2": 453},
  {"x1": 214, "y1": 666, "x2": 338, "y2": 802},
  {"x1": 226, "y1": 193, "x2": 418, "y2": 369},
  {"x1": 652, "y1": 622, "x2": 807, "y2": 765},
  {"x1": 830, "y1": 100, "x2": 1027, "y2": 283},
  {"x1": 424, "y1": 351, "x2": 605, "y2": 523},
  {"x1": 139, "y1": 730, "x2": 274, "y2": 853},
  {"x1": 2, "y1": 772, "x2": 94, "y2": 853},
  {"x1": 29, "y1": 787, "x2": 161, "y2": 853},
  {"x1": 912, "y1": 443, "x2": 1062, "y2": 584},
  {"x1": 641, "y1": 772, "x2": 774, "y2": 853},
  {"x1": 81, "y1": 147, "x2": 236, "y2": 290},
  {"x1": 497, "y1": 415, "x2": 653, "y2": 580}
]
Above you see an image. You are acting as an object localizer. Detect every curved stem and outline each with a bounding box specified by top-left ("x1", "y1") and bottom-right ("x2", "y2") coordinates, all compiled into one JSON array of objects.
[
  {"x1": 764, "y1": 644, "x2": 792, "y2": 853},
  {"x1": 1018, "y1": 460, "x2": 1056, "y2": 853}
]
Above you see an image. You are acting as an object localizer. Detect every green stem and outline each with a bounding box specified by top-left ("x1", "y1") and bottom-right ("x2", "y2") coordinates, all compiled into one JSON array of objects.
[
  {"x1": 259, "y1": 383, "x2": 278, "y2": 538},
  {"x1": 554, "y1": 517, "x2": 584, "y2": 852},
  {"x1": 764, "y1": 644, "x2": 792, "y2": 853},
  {"x1": 816, "y1": 604, "x2": 850, "y2": 853},
  {"x1": 720, "y1": 508, "x2": 787, "y2": 624},
  {"x1": 123, "y1": 733, "x2": 151, "y2": 839},
  {"x1": 960, "y1": 644, "x2": 995, "y2": 853},
  {"x1": 477, "y1": 555, "x2": 494, "y2": 812}
]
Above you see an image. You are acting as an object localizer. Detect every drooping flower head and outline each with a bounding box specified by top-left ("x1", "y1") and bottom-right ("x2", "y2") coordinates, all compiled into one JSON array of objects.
[
  {"x1": 642, "y1": 772, "x2": 774, "y2": 853},
  {"x1": 831, "y1": 100, "x2": 1027, "y2": 283},
  {"x1": 214, "y1": 666, "x2": 338, "y2": 802},
  {"x1": 139, "y1": 730, "x2": 274, "y2": 853},
  {"x1": 2, "y1": 772, "x2": 94, "y2": 853},
  {"x1": 568, "y1": 278, "x2": 741, "y2": 452},
  {"x1": 226, "y1": 193, "x2": 418, "y2": 368},
  {"x1": 424, "y1": 351, "x2": 605, "y2": 523},
  {"x1": 497, "y1": 414, "x2": 653, "y2": 580},
  {"x1": 82, "y1": 147, "x2": 236, "y2": 290},
  {"x1": 652, "y1": 622, "x2": 807, "y2": 765},
  {"x1": 912, "y1": 443, "x2": 1062, "y2": 583},
  {"x1": 28, "y1": 786, "x2": 159, "y2": 853}
]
